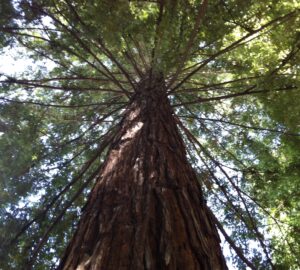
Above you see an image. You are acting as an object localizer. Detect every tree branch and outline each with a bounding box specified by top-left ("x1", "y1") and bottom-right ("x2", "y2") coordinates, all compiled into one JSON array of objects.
[
  {"x1": 169, "y1": 10, "x2": 299, "y2": 93},
  {"x1": 172, "y1": 86, "x2": 298, "y2": 106},
  {"x1": 167, "y1": 0, "x2": 208, "y2": 89},
  {"x1": 178, "y1": 115, "x2": 300, "y2": 136},
  {"x1": 207, "y1": 208, "x2": 257, "y2": 270}
]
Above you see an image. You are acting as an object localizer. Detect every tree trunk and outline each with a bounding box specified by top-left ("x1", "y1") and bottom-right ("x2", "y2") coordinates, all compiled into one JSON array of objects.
[{"x1": 58, "y1": 75, "x2": 228, "y2": 270}]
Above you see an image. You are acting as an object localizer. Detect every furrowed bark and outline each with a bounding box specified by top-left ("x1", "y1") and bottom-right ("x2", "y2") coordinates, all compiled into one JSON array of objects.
[{"x1": 58, "y1": 74, "x2": 227, "y2": 270}]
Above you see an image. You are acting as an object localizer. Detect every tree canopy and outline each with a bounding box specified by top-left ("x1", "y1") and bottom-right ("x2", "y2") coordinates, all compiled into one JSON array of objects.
[{"x1": 0, "y1": 0, "x2": 299, "y2": 269}]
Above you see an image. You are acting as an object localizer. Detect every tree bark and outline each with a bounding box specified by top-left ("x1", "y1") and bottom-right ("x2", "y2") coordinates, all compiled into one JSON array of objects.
[{"x1": 58, "y1": 74, "x2": 228, "y2": 270}]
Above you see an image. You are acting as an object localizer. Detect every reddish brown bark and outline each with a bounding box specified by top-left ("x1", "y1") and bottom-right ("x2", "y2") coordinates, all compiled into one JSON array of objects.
[{"x1": 58, "y1": 75, "x2": 227, "y2": 270}]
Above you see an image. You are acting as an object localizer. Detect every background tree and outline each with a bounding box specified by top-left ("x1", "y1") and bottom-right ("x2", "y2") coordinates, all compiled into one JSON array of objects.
[{"x1": 0, "y1": 0, "x2": 299, "y2": 269}]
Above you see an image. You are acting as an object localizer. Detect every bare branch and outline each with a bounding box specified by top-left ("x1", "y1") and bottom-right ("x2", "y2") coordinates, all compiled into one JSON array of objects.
[
  {"x1": 172, "y1": 86, "x2": 298, "y2": 107},
  {"x1": 0, "y1": 96, "x2": 126, "y2": 108},
  {"x1": 178, "y1": 115, "x2": 300, "y2": 136},
  {"x1": 207, "y1": 208, "x2": 257, "y2": 270},
  {"x1": 1, "y1": 76, "x2": 123, "y2": 93}
]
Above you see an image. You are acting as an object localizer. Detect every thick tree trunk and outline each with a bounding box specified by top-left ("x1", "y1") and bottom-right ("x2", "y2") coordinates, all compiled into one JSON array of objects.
[{"x1": 58, "y1": 75, "x2": 227, "y2": 270}]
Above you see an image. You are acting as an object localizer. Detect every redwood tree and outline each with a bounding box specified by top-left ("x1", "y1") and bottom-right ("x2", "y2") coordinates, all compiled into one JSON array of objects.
[
  {"x1": 58, "y1": 74, "x2": 227, "y2": 269},
  {"x1": 0, "y1": 0, "x2": 300, "y2": 269}
]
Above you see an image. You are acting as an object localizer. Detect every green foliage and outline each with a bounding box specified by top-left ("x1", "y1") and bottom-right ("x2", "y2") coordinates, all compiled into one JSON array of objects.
[{"x1": 0, "y1": 0, "x2": 299, "y2": 269}]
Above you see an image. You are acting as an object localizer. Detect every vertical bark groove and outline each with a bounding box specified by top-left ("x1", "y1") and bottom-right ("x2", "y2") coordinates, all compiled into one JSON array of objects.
[{"x1": 58, "y1": 75, "x2": 228, "y2": 270}]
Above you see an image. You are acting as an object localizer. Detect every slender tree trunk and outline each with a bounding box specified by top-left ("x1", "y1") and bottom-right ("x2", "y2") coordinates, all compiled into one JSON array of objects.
[{"x1": 58, "y1": 74, "x2": 228, "y2": 270}]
